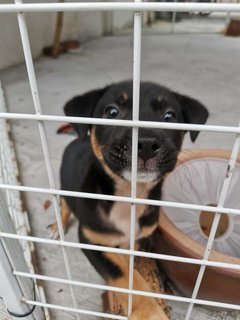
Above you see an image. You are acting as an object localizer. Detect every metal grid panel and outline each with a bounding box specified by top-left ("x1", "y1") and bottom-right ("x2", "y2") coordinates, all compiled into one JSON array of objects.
[
  {"x1": 0, "y1": 83, "x2": 30, "y2": 265},
  {"x1": 0, "y1": 2, "x2": 240, "y2": 320},
  {"x1": 0, "y1": 82, "x2": 46, "y2": 319}
]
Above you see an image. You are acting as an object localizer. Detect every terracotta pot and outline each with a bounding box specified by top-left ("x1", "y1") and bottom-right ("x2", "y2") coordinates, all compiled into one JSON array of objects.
[{"x1": 153, "y1": 150, "x2": 240, "y2": 304}]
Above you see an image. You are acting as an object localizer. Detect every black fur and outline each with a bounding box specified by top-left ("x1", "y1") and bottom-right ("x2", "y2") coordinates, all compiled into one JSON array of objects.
[{"x1": 60, "y1": 80, "x2": 208, "y2": 280}]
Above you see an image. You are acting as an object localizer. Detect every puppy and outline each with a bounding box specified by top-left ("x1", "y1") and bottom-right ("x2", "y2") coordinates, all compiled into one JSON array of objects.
[{"x1": 55, "y1": 81, "x2": 208, "y2": 319}]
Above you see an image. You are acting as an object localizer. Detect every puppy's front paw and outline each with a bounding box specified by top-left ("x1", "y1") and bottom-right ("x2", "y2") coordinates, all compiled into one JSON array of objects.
[
  {"x1": 48, "y1": 221, "x2": 61, "y2": 239},
  {"x1": 47, "y1": 220, "x2": 68, "y2": 239},
  {"x1": 130, "y1": 299, "x2": 169, "y2": 320}
]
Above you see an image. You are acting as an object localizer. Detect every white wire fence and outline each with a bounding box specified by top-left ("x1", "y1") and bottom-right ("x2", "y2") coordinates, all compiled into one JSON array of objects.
[
  {"x1": 0, "y1": 83, "x2": 30, "y2": 269},
  {"x1": 0, "y1": 2, "x2": 240, "y2": 320},
  {"x1": 0, "y1": 82, "x2": 46, "y2": 319}
]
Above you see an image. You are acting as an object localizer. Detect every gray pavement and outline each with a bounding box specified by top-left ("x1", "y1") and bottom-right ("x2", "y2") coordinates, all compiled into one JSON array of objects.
[{"x1": 1, "y1": 24, "x2": 240, "y2": 320}]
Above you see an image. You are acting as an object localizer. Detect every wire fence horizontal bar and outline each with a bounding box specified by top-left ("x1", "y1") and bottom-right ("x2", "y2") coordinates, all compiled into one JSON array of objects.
[
  {"x1": 1, "y1": 183, "x2": 240, "y2": 216},
  {"x1": 1, "y1": 1, "x2": 239, "y2": 317},
  {"x1": 19, "y1": 275, "x2": 240, "y2": 312},
  {"x1": 193, "y1": 298, "x2": 240, "y2": 311},
  {"x1": 22, "y1": 298, "x2": 240, "y2": 314},
  {"x1": 22, "y1": 299, "x2": 127, "y2": 320},
  {"x1": 0, "y1": 2, "x2": 240, "y2": 13},
  {"x1": 1, "y1": 112, "x2": 240, "y2": 134},
  {"x1": 14, "y1": 270, "x2": 240, "y2": 310},
  {"x1": 1, "y1": 232, "x2": 240, "y2": 271}
]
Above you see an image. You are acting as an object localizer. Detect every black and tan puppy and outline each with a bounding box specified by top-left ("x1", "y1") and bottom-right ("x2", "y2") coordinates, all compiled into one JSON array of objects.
[{"x1": 54, "y1": 81, "x2": 208, "y2": 319}]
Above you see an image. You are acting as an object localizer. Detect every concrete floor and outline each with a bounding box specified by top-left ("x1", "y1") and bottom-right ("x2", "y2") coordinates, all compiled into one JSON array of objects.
[{"x1": 1, "y1": 18, "x2": 240, "y2": 320}]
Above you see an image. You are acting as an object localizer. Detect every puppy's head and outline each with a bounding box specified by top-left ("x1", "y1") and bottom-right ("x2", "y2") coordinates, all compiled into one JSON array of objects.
[{"x1": 64, "y1": 81, "x2": 208, "y2": 183}]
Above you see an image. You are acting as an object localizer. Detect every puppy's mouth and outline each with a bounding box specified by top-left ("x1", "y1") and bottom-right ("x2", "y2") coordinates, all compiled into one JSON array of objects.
[
  {"x1": 104, "y1": 147, "x2": 178, "y2": 183},
  {"x1": 123, "y1": 169, "x2": 159, "y2": 183},
  {"x1": 137, "y1": 157, "x2": 157, "y2": 171},
  {"x1": 135, "y1": 157, "x2": 159, "y2": 183}
]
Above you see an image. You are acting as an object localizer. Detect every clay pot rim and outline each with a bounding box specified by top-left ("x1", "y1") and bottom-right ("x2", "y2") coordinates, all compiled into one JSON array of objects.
[{"x1": 158, "y1": 149, "x2": 240, "y2": 277}]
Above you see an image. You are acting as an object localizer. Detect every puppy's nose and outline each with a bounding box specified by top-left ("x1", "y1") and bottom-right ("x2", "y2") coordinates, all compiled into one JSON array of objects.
[{"x1": 138, "y1": 138, "x2": 160, "y2": 162}]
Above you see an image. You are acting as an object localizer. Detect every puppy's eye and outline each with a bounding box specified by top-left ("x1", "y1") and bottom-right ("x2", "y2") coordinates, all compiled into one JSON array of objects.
[
  {"x1": 104, "y1": 105, "x2": 120, "y2": 119},
  {"x1": 163, "y1": 111, "x2": 176, "y2": 122}
]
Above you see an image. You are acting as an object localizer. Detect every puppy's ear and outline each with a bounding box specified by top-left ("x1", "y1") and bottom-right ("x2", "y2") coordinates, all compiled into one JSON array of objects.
[
  {"x1": 64, "y1": 86, "x2": 109, "y2": 139},
  {"x1": 175, "y1": 93, "x2": 209, "y2": 142}
]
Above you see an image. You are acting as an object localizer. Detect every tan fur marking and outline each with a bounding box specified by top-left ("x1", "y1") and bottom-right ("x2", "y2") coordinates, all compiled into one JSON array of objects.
[
  {"x1": 105, "y1": 252, "x2": 169, "y2": 319},
  {"x1": 157, "y1": 96, "x2": 166, "y2": 103},
  {"x1": 108, "y1": 179, "x2": 158, "y2": 247},
  {"x1": 82, "y1": 227, "x2": 125, "y2": 247},
  {"x1": 117, "y1": 91, "x2": 129, "y2": 104},
  {"x1": 90, "y1": 126, "x2": 159, "y2": 189},
  {"x1": 122, "y1": 91, "x2": 128, "y2": 102},
  {"x1": 90, "y1": 126, "x2": 104, "y2": 161},
  {"x1": 91, "y1": 126, "x2": 124, "y2": 183},
  {"x1": 90, "y1": 126, "x2": 159, "y2": 248},
  {"x1": 76, "y1": 127, "x2": 167, "y2": 318},
  {"x1": 139, "y1": 223, "x2": 158, "y2": 239},
  {"x1": 61, "y1": 197, "x2": 71, "y2": 227},
  {"x1": 50, "y1": 197, "x2": 71, "y2": 238}
]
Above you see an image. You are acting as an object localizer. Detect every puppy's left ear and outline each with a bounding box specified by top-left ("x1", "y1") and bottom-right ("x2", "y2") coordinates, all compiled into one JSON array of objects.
[
  {"x1": 64, "y1": 86, "x2": 109, "y2": 139},
  {"x1": 175, "y1": 93, "x2": 209, "y2": 142}
]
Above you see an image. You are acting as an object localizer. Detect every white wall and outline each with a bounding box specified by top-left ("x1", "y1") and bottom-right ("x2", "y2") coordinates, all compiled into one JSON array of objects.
[
  {"x1": 113, "y1": 11, "x2": 134, "y2": 30},
  {"x1": 0, "y1": 0, "x2": 148, "y2": 70},
  {"x1": 0, "y1": 1, "x2": 113, "y2": 70}
]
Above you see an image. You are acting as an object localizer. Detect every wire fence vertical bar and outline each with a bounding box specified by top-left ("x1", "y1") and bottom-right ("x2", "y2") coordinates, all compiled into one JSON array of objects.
[
  {"x1": 0, "y1": 241, "x2": 36, "y2": 320},
  {"x1": 185, "y1": 125, "x2": 240, "y2": 320},
  {"x1": 2, "y1": 1, "x2": 240, "y2": 319},
  {"x1": 128, "y1": 4, "x2": 142, "y2": 317},
  {"x1": 170, "y1": 0, "x2": 177, "y2": 34},
  {"x1": 14, "y1": 1, "x2": 80, "y2": 318}
]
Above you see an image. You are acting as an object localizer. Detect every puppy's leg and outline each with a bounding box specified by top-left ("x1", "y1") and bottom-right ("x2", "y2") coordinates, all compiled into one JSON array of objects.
[
  {"x1": 80, "y1": 230, "x2": 169, "y2": 319},
  {"x1": 49, "y1": 197, "x2": 71, "y2": 239},
  {"x1": 106, "y1": 252, "x2": 169, "y2": 320}
]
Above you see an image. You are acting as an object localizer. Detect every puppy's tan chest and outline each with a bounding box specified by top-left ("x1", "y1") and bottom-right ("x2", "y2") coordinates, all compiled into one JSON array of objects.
[
  {"x1": 109, "y1": 202, "x2": 145, "y2": 243},
  {"x1": 108, "y1": 182, "x2": 150, "y2": 247}
]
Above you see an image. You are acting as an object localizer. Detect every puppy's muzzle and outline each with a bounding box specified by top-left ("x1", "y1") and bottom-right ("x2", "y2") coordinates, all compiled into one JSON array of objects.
[{"x1": 138, "y1": 137, "x2": 160, "y2": 163}]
